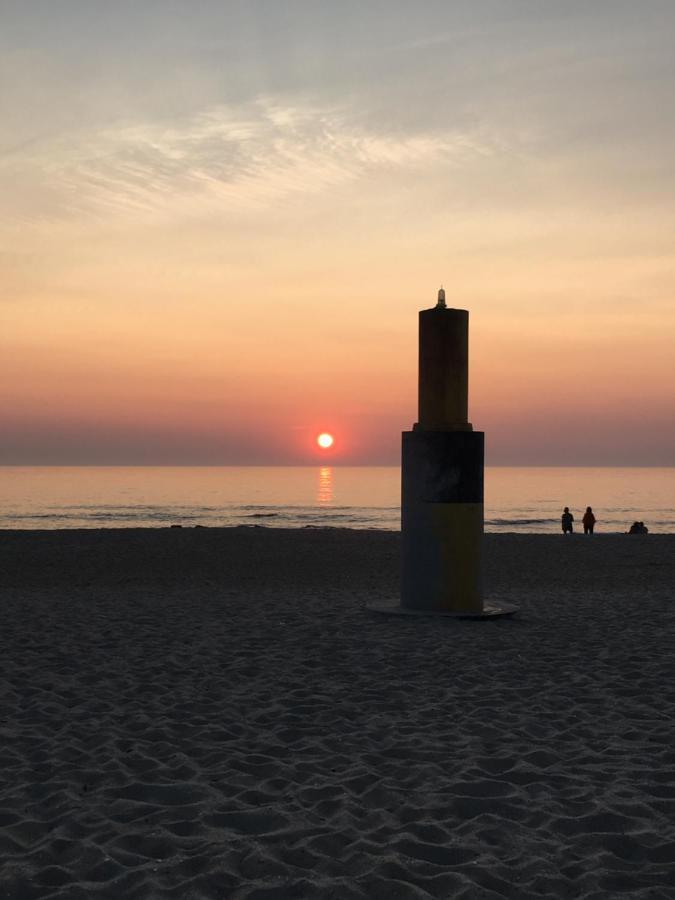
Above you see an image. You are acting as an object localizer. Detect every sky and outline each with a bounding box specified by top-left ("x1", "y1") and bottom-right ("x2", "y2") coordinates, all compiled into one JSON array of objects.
[{"x1": 1, "y1": 0, "x2": 674, "y2": 465}]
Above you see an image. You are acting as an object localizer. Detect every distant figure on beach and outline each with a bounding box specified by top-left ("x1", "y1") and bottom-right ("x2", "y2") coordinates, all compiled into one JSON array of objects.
[
  {"x1": 561, "y1": 507, "x2": 574, "y2": 534},
  {"x1": 582, "y1": 506, "x2": 596, "y2": 534},
  {"x1": 629, "y1": 521, "x2": 649, "y2": 534}
]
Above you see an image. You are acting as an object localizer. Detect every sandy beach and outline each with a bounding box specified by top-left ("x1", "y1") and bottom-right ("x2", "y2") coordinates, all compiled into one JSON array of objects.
[{"x1": 1, "y1": 528, "x2": 674, "y2": 899}]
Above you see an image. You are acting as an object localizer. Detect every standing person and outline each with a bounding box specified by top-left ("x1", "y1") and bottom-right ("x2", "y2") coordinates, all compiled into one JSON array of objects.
[
  {"x1": 582, "y1": 506, "x2": 596, "y2": 534},
  {"x1": 561, "y1": 507, "x2": 574, "y2": 534}
]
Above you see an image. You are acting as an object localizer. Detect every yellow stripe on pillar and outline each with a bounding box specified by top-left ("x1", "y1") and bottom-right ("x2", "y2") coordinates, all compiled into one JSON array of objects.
[{"x1": 430, "y1": 502, "x2": 483, "y2": 612}]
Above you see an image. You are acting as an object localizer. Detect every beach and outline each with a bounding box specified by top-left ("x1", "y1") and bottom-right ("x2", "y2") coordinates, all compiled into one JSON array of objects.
[{"x1": 1, "y1": 528, "x2": 674, "y2": 899}]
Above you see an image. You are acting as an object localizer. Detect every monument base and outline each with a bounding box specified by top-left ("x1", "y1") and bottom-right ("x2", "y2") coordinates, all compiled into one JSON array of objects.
[
  {"x1": 367, "y1": 600, "x2": 518, "y2": 619},
  {"x1": 401, "y1": 429, "x2": 486, "y2": 613}
]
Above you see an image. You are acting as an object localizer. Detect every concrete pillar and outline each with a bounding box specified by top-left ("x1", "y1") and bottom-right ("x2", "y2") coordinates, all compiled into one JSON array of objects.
[{"x1": 396, "y1": 289, "x2": 514, "y2": 617}]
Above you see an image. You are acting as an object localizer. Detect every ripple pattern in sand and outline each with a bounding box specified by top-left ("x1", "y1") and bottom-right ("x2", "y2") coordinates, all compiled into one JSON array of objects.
[{"x1": 1, "y1": 530, "x2": 675, "y2": 898}]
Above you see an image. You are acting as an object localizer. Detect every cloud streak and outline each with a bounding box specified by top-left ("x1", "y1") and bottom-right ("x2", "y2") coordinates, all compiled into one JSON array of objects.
[{"x1": 1, "y1": 97, "x2": 499, "y2": 223}]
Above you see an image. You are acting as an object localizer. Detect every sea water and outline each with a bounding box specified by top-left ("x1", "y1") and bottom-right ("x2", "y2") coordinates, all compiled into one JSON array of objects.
[{"x1": 1, "y1": 467, "x2": 674, "y2": 533}]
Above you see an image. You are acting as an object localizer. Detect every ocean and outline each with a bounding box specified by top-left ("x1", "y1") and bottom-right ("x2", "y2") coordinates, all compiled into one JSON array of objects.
[{"x1": 1, "y1": 466, "x2": 674, "y2": 533}]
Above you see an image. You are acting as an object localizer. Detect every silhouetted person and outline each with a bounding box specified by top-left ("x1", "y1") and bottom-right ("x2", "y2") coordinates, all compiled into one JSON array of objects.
[
  {"x1": 561, "y1": 507, "x2": 574, "y2": 534},
  {"x1": 582, "y1": 506, "x2": 596, "y2": 534},
  {"x1": 628, "y1": 521, "x2": 650, "y2": 534}
]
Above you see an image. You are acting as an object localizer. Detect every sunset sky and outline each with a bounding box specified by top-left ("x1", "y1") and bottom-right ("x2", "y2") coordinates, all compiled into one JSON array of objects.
[{"x1": 2, "y1": 0, "x2": 674, "y2": 465}]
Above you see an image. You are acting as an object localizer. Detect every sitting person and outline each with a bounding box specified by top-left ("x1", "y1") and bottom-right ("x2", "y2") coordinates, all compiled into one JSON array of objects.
[{"x1": 628, "y1": 521, "x2": 649, "y2": 534}]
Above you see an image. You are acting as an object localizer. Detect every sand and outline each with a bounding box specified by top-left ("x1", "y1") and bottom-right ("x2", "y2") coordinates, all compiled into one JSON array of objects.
[{"x1": 1, "y1": 528, "x2": 674, "y2": 899}]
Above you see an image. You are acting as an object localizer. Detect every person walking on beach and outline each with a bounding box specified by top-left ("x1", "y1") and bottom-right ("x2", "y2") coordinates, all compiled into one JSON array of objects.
[
  {"x1": 582, "y1": 506, "x2": 596, "y2": 534},
  {"x1": 561, "y1": 507, "x2": 574, "y2": 534}
]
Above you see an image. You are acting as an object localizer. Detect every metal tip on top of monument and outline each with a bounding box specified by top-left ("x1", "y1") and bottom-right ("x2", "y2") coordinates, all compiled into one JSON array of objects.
[{"x1": 436, "y1": 286, "x2": 446, "y2": 308}]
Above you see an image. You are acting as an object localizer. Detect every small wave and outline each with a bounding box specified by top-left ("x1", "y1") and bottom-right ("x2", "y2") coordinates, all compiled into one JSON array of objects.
[
  {"x1": 486, "y1": 517, "x2": 554, "y2": 526},
  {"x1": 238, "y1": 504, "x2": 357, "y2": 512},
  {"x1": 47, "y1": 503, "x2": 219, "y2": 518},
  {"x1": 1, "y1": 511, "x2": 200, "y2": 522}
]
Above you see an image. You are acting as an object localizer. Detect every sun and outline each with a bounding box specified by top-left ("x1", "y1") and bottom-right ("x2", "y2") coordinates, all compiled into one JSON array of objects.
[{"x1": 317, "y1": 432, "x2": 334, "y2": 449}]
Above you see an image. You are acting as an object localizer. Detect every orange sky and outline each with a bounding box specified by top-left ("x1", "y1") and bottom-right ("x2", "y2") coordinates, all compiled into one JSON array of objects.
[{"x1": 1, "y1": 2, "x2": 674, "y2": 465}]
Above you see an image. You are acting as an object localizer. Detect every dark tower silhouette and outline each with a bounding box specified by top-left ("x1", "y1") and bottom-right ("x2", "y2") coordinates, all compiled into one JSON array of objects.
[{"x1": 373, "y1": 288, "x2": 515, "y2": 618}]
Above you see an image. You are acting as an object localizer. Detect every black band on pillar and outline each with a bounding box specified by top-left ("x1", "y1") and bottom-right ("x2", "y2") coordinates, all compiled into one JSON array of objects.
[{"x1": 402, "y1": 431, "x2": 484, "y2": 505}]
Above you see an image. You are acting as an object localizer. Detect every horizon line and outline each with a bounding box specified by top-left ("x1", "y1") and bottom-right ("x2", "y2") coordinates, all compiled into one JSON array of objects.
[{"x1": 1, "y1": 463, "x2": 673, "y2": 470}]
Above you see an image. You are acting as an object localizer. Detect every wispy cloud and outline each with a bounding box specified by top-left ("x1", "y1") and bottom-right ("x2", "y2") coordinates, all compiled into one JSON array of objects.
[{"x1": 1, "y1": 97, "x2": 499, "y2": 224}]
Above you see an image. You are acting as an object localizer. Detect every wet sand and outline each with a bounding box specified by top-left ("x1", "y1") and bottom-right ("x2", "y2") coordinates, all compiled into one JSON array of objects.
[{"x1": 1, "y1": 528, "x2": 674, "y2": 899}]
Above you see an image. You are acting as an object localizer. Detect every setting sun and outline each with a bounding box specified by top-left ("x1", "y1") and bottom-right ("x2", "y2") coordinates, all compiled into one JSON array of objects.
[{"x1": 317, "y1": 433, "x2": 334, "y2": 449}]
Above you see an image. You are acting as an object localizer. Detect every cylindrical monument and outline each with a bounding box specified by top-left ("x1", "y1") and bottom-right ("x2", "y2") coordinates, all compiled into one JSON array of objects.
[{"x1": 394, "y1": 288, "x2": 515, "y2": 618}]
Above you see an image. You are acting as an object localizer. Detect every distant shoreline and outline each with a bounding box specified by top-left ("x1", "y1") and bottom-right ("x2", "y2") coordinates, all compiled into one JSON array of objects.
[
  {"x1": 2, "y1": 526, "x2": 674, "y2": 536},
  {"x1": 3, "y1": 466, "x2": 673, "y2": 532}
]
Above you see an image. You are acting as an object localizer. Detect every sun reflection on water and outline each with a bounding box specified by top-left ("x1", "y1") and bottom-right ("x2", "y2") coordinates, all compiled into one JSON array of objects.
[{"x1": 317, "y1": 466, "x2": 333, "y2": 505}]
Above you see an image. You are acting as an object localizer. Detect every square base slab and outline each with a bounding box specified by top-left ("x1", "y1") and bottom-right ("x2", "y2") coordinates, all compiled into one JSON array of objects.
[{"x1": 367, "y1": 601, "x2": 518, "y2": 619}]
